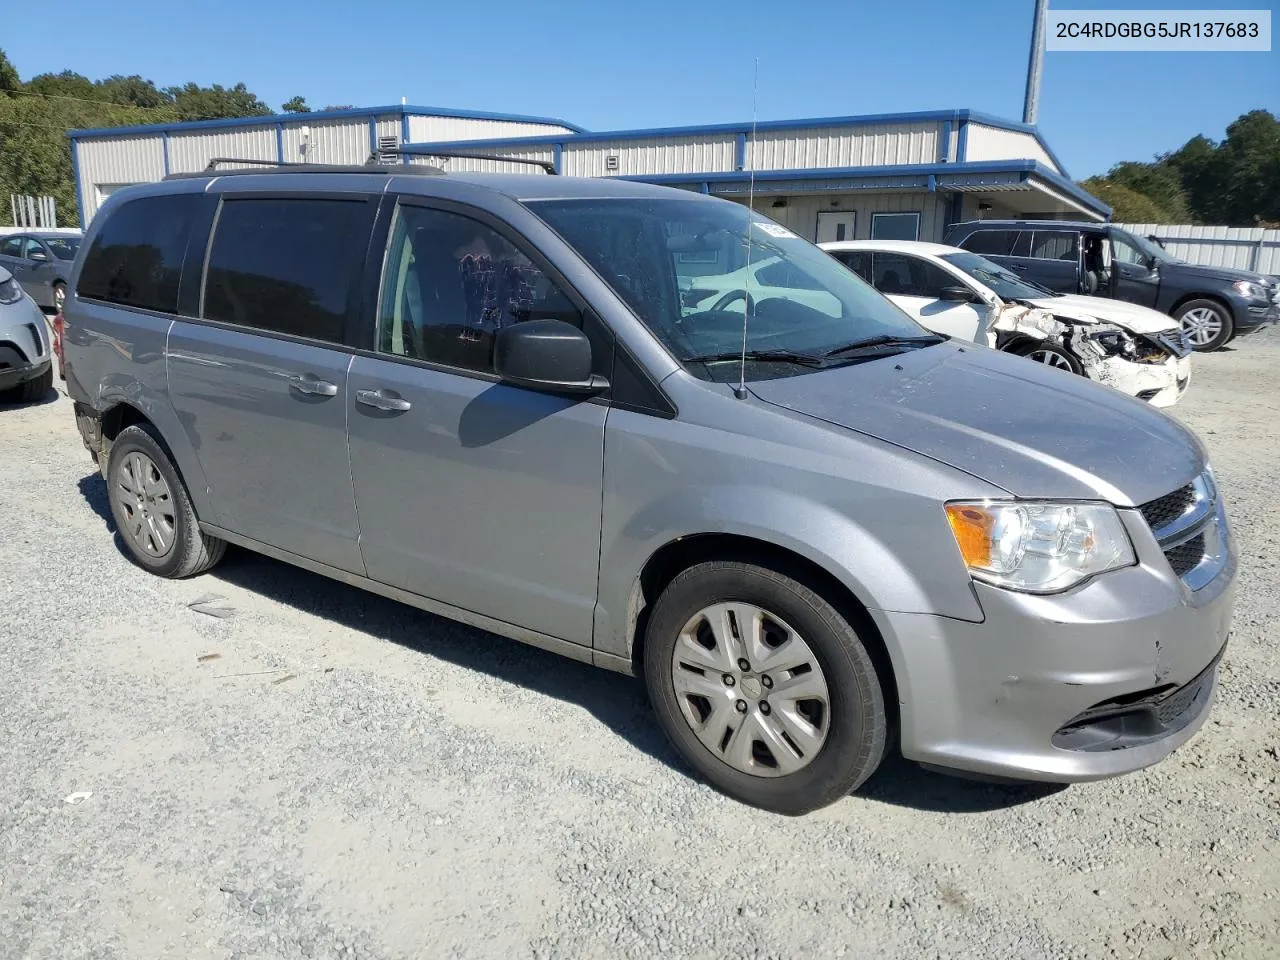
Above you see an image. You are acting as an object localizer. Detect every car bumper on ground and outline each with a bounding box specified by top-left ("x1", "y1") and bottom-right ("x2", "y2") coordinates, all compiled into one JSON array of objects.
[
  {"x1": 1231, "y1": 296, "x2": 1280, "y2": 333},
  {"x1": 875, "y1": 499, "x2": 1236, "y2": 783}
]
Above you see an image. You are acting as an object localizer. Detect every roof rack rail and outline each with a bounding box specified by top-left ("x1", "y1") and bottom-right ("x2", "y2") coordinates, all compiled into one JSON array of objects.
[
  {"x1": 163, "y1": 159, "x2": 446, "y2": 180},
  {"x1": 369, "y1": 147, "x2": 557, "y2": 175}
]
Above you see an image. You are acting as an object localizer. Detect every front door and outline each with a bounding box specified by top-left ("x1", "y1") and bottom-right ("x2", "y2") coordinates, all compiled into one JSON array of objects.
[
  {"x1": 868, "y1": 251, "x2": 989, "y2": 343},
  {"x1": 1109, "y1": 230, "x2": 1161, "y2": 308},
  {"x1": 816, "y1": 211, "x2": 857, "y2": 244},
  {"x1": 167, "y1": 193, "x2": 378, "y2": 574},
  {"x1": 346, "y1": 200, "x2": 607, "y2": 646}
]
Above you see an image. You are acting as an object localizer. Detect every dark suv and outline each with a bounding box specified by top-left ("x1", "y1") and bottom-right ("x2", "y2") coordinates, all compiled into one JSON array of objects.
[{"x1": 944, "y1": 220, "x2": 1279, "y2": 352}]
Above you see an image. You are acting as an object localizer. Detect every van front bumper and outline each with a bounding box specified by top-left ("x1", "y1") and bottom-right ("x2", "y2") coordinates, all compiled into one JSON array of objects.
[{"x1": 876, "y1": 501, "x2": 1236, "y2": 782}]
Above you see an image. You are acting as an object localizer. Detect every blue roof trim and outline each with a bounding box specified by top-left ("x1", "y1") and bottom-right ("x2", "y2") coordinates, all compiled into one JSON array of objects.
[
  {"x1": 961, "y1": 109, "x2": 1070, "y2": 177},
  {"x1": 616, "y1": 160, "x2": 1108, "y2": 219},
  {"x1": 67, "y1": 103, "x2": 583, "y2": 141}
]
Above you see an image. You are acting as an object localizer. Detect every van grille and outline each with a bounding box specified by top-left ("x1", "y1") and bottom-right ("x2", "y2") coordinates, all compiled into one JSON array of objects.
[
  {"x1": 1139, "y1": 484, "x2": 1197, "y2": 531},
  {"x1": 1165, "y1": 534, "x2": 1207, "y2": 577}
]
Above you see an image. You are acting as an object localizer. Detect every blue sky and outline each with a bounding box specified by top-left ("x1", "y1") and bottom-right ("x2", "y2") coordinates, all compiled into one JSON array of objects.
[{"x1": 5, "y1": 0, "x2": 1277, "y2": 178}]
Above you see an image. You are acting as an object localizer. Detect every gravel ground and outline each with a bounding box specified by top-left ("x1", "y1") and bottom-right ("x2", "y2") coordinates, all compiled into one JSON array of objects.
[{"x1": 2, "y1": 333, "x2": 1278, "y2": 960}]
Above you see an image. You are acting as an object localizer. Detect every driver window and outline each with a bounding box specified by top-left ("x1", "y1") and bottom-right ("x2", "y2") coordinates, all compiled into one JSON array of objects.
[
  {"x1": 871, "y1": 253, "x2": 953, "y2": 299},
  {"x1": 378, "y1": 205, "x2": 581, "y2": 374},
  {"x1": 21, "y1": 239, "x2": 47, "y2": 260},
  {"x1": 1112, "y1": 235, "x2": 1147, "y2": 266}
]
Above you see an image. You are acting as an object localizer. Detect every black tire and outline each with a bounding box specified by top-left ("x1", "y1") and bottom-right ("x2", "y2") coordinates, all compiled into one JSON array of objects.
[
  {"x1": 643, "y1": 560, "x2": 888, "y2": 815},
  {"x1": 1011, "y1": 340, "x2": 1083, "y2": 375},
  {"x1": 0, "y1": 366, "x2": 53, "y2": 404},
  {"x1": 1175, "y1": 299, "x2": 1234, "y2": 352},
  {"x1": 105, "y1": 423, "x2": 226, "y2": 578}
]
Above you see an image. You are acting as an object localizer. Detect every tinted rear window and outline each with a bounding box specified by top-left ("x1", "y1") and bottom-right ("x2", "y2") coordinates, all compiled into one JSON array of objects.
[
  {"x1": 203, "y1": 197, "x2": 369, "y2": 343},
  {"x1": 77, "y1": 195, "x2": 197, "y2": 313},
  {"x1": 958, "y1": 229, "x2": 1016, "y2": 256}
]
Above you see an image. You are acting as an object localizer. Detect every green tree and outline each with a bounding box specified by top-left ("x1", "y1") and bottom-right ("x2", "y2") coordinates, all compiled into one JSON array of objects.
[
  {"x1": 26, "y1": 70, "x2": 98, "y2": 101},
  {"x1": 281, "y1": 95, "x2": 310, "y2": 113},
  {"x1": 1080, "y1": 178, "x2": 1181, "y2": 223},
  {"x1": 1100, "y1": 161, "x2": 1192, "y2": 222},
  {"x1": 165, "y1": 82, "x2": 270, "y2": 121},
  {"x1": 96, "y1": 74, "x2": 171, "y2": 109},
  {"x1": 1214, "y1": 110, "x2": 1280, "y2": 225},
  {"x1": 0, "y1": 49, "x2": 20, "y2": 97}
]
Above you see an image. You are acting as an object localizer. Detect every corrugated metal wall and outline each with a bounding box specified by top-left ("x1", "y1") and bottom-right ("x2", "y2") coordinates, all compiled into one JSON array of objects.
[
  {"x1": 964, "y1": 124, "x2": 1057, "y2": 172},
  {"x1": 77, "y1": 134, "x2": 166, "y2": 221},
  {"x1": 562, "y1": 136, "x2": 736, "y2": 177},
  {"x1": 747, "y1": 122, "x2": 943, "y2": 171},
  {"x1": 734, "y1": 193, "x2": 947, "y2": 243},
  {"x1": 412, "y1": 146, "x2": 557, "y2": 175},
  {"x1": 280, "y1": 118, "x2": 370, "y2": 165},
  {"x1": 407, "y1": 116, "x2": 572, "y2": 143},
  {"x1": 1118, "y1": 223, "x2": 1280, "y2": 276},
  {"x1": 168, "y1": 126, "x2": 276, "y2": 173}
]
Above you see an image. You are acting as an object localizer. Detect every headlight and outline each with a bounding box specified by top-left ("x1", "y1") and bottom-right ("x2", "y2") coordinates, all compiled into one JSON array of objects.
[
  {"x1": 1233, "y1": 280, "x2": 1269, "y2": 300},
  {"x1": 945, "y1": 500, "x2": 1135, "y2": 593},
  {"x1": 0, "y1": 277, "x2": 22, "y2": 304}
]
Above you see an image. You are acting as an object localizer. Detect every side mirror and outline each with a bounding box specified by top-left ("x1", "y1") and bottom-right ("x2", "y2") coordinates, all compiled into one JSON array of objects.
[
  {"x1": 940, "y1": 285, "x2": 975, "y2": 302},
  {"x1": 494, "y1": 319, "x2": 608, "y2": 395},
  {"x1": 28, "y1": 251, "x2": 49, "y2": 262}
]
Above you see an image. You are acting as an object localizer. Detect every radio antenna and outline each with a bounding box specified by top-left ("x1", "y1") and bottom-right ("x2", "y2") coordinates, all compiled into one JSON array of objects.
[{"x1": 733, "y1": 57, "x2": 760, "y2": 401}]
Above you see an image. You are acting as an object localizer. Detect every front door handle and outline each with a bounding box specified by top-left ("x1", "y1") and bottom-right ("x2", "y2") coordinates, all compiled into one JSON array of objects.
[
  {"x1": 289, "y1": 374, "x2": 339, "y2": 397},
  {"x1": 356, "y1": 388, "x2": 412, "y2": 412}
]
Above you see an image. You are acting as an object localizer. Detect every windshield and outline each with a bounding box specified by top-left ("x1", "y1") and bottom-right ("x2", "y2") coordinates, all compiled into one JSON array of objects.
[
  {"x1": 939, "y1": 251, "x2": 1055, "y2": 301},
  {"x1": 526, "y1": 197, "x2": 932, "y2": 380},
  {"x1": 43, "y1": 237, "x2": 80, "y2": 260}
]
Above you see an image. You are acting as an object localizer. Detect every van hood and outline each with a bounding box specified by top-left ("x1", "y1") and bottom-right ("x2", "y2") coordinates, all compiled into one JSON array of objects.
[
  {"x1": 748, "y1": 342, "x2": 1204, "y2": 505},
  {"x1": 1029, "y1": 294, "x2": 1178, "y2": 335}
]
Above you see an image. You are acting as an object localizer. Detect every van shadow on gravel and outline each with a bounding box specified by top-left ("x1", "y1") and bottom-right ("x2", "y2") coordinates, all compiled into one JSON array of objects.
[{"x1": 77, "y1": 470, "x2": 1062, "y2": 814}]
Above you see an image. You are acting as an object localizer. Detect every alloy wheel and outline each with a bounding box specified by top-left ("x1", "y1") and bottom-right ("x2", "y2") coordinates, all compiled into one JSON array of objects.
[
  {"x1": 1026, "y1": 348, "x2": 1074, "y2": 370},
  {"x1": 1180, "y1": 307, "x2": 1223, "y2": 347},
  {"x1": 115, "y1": 451, "x2": 176, "y2": 558},
  {"x1": 670, "y1": 602, "x2": 830, "y2": 778}
]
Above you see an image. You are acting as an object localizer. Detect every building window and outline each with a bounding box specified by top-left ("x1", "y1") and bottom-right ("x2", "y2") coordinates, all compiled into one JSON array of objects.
[
  {"x1": 870, "y1": 212, "x2": 921, "y2": 242},
  {"x1": 203, "y1": 197, "x2": 370, "y2": 343}
]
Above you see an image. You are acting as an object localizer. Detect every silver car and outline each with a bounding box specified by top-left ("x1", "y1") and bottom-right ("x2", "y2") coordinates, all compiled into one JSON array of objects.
[
  {"x1": 0, "y1": 265, "x2": 53, "y2": 403},
  {"x1": 0, "y1": 231, "x2": 81, "y2": 311},
  {"x1": 62, "y1": 167, "x2": 1236, "y2": 814}
]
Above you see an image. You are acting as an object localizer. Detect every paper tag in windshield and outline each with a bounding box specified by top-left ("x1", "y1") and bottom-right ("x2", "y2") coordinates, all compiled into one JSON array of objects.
[{"x1": 753, "y1": 222, "x2": 797, "y2": 239}]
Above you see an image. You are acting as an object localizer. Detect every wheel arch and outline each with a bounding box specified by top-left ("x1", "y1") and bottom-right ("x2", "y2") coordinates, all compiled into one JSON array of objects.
[{"x1": 625, "y1": 532, "x2": 902, "y2": 735}]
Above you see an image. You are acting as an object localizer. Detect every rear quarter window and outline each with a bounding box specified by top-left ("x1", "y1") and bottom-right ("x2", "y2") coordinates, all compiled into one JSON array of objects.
[
  {"x1": 959, "y1": 229, "x2": 1031, "y2": 258},
  {"x1": 77, "y1": 195, "x2": 197, "y2": 313}
]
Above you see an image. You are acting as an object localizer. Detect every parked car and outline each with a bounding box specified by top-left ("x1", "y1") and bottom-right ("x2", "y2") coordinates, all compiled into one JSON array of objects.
[
  {"x1": 63, "y1": 169, "x2": 1235, "y2": 814},
  {"x1": 0, "y1": 231, "x2": 82, "y2": 312},
  {"x1": 822, "y1": 240, "x2": 1192, "y2": 407},
  {"x1": 0, "y1": 265, "x2": 54, "y2": 403},
  {"x1": 943, "y1": 220, "x2": 1279, "y2": 352}
]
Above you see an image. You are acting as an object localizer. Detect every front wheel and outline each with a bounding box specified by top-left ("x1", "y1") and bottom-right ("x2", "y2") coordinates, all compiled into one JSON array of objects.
[
  {"x1": 1176, "y1": 299, "x2": 1233, "y2": 352},
  {"x1": 1012, "y1": 340, "x2": 1083, "y2": 375},
  {"x1": 643, "y1": 560, "x2": 888, "y2": 815}
]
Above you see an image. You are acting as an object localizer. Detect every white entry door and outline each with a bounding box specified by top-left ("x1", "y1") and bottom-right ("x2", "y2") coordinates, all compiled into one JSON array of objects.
[{"x1": 816, "y1": 211, "x2": 857, "y2": 243}]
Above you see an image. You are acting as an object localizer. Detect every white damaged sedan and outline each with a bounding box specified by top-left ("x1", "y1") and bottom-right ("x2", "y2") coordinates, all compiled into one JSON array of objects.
[{"x1": 822, "y1": 240, "x2": 1191, "y2": 407}]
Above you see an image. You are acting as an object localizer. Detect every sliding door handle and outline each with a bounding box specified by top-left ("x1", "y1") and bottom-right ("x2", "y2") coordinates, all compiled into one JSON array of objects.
[{"x1": 356, "y1": 388, "x2": 412, "y2": 412}]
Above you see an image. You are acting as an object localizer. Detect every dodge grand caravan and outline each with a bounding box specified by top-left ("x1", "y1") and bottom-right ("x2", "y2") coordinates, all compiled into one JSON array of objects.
[{"x1": 62, "y1": 164, "x2": 1237, "y2": 814}]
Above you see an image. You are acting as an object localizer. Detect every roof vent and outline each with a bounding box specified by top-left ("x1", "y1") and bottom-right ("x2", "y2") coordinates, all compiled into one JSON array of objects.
[
  {"x1": 377, "y1": 135, "x2": 400, "y2": 164},
  {"x1": 605, "y1": 155, "x2": 619, "y2": 172}
]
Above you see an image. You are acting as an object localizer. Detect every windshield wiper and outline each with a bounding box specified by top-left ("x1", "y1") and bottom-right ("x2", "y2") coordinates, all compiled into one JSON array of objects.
[
  {"x1": 685, "y1": 349, "x2": 825, "y2": 367},
  {"x1": 821, "y1": 334, "x2": 944, "y2": 359}
]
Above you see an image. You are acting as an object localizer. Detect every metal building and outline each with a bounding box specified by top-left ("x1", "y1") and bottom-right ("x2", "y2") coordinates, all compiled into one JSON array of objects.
[
  {"x1": 68, "y1": 104, "x2": 583, "y2": 223},
  {"x1": 69, "y1": 106, "x2": 1109, "y2": 238}
]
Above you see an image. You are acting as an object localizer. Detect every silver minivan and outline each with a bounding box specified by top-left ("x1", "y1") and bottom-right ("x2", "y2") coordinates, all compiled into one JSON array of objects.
[{"x1": 62, "y1": 164, "x2": 1236, "y2": 814}]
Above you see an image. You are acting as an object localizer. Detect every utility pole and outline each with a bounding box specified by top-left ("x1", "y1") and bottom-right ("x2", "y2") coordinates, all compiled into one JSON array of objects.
[{"x1": 1023, "y1": 0, "x2": 1049, "y2": 124}]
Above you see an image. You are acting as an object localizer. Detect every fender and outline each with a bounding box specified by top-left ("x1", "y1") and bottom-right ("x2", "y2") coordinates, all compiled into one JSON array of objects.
[{"x1": 593, "y1": 482, "x2": 986, "y2": 664}]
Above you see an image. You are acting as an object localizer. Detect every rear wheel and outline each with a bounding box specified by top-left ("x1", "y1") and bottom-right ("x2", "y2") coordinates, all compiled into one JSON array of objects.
[
  {"x1": 105, "y1": 424, "x2": 225, "y2": 578},
  {"x1": 1176, "y1": 299, "x2": 1233, "y2": 352},
  {"x1": 643, "y1": 560, "x2": 887, "y2": 815}
]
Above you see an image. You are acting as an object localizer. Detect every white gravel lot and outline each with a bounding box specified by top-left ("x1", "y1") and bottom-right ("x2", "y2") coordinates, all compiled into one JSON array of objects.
[{"x1": 1, "y1": 332, "x2": 1278, "y2": 960}]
